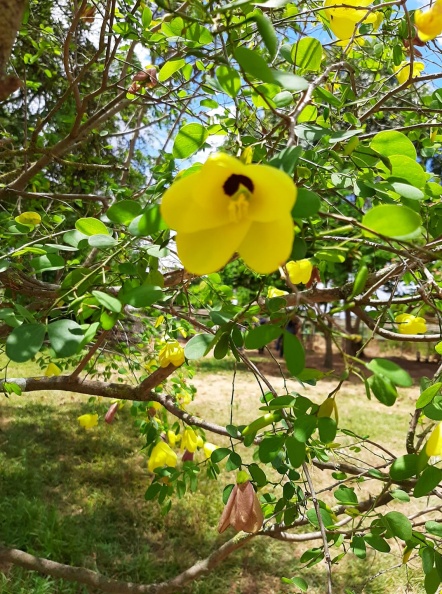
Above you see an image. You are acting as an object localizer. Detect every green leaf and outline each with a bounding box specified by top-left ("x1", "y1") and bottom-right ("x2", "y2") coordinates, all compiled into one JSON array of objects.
[
  {"x1": 47, "y1": 319, "x2": 84, "y2": 358},
  {"x1": 6, "y1": 323, "x2": 46, "y2": 362},
  {"x1": 390, "y1": 454, "x2": 419, "y2": 481},
  {"x1": 291, "y1": 37, "x2": 322, "y2": 71},
  {"x1": 184, "y1": 333, "x2": 214, "y2": 359},
  {"x1": 413, "y1": 466, "x2": 442, "y2": 498},
  {"x1": 383, "y1": 155, "x2": 427, "y2": 189},
  {"x1": 390, "y1": 489, "x2": 410, "y2": 502},
  {"x1": 120, "y1": 285, "x2": 163, "y2": 308},
  {"x1": 273, "y1": 91, "x2": 293, "y2": 107},
  {"x1": 211, "y1": 448, "x2": 231, "y2": 463},
  {"x1": 30, "y1": 254, "x2": 65, "y2": 272},
  {"x1": 318, "y1": 417, "x2": 337, "y2": 443},
  {"x1": 383, "y1": 511, "x2": 412, "y2": 541},
  {"x1": 76, "y1": 218, "x2": 110, "y2": 236},
  {"x1": 291, "y1": 577, "x2": 308, "y2": 591},
  {"x1": 391, "y1": 182, "x2": 424, "y2": 201},
  {"x1": 253, "y1": 10, "x2": 278, "y2": 58},
  {"x1": 334, "y1": 486, "x2": 358, "y2": 505},
  {"x1": 106, "y1": 200, "x2": 142, "y2": 225},
  {"x1": 259, "y1": 434, "x2": 285, "y2": 463},
  {"x1": 172, "y1": 123, "x2": 208, "y2": 159},
  {"x1": 366, "y1": 358, "x2": 412, "y2": 387},
  {"x1": 364, "y1": 533, "x2": 391, "y2": 553},
  {"x1": 283, "y1": 333, "x2": 305, "y2": 376},
  {"x1": 144, "y1": 482, "x2": 162, "y2": 501},
  {"x1": 248, "y1": 463, "x2": 268, "y2": 487},
  {"x1": 158, "y1": 58, "x2": 185, "y2": 82},
  {"x1": 370, "y1": 130, "x2": 417, "y2": 160},
  {"x1": 270, "y1": 70, "x2": 309, "y2": 91},
  {"x1": 127, "y1": 205, "x2": 167, "y2": 236},
  {"x1": 88, "y1": 234, "x2": 118, "y2": 248},
  {"x1": 362, "y1": 205, "x2": 422, "y2": 240},
  {"x1": 292, "y1": 188, "x2": 321, "y2": 218},
  {"x1": 293, "y1": 414, "x2": 316, "y2": 443},
  {"x1": 269, "y1": 145, "x2": 303, "y2": 175},
  {"x1": 92, "y1": 290, "x2": 122, "y2": 314},
  {"x1": 245, "y1": 324, "x2": 282, "y2": 349},
  {"x1": 351, "y1": 536, "x2": 366, "y2": 559},
  {"x1": 235, "y1": 47, "x2": 274, "y2": 83},
  {"x1": 368, "y1": 374, "x2": 397, "y2": 406},
  {"x1": 285, "y1": 435, "x2": 306, "y2": 468},
  {"x1": 141, "y1": 6, "x2": 152, "y2": 28},
  {"x1": 417, "y1": 383, "x2": 442, "y2": 409},
  {"x1": 216, "y1": 65, "x2": 241, "y2": 98},
  {"x1": 424, "y1": 568, "x2": 441, "y2": 594},
  {"x1": 426, "y1": 521, "x2": 442, "y2": 537},
  {"x1": 306, "y1": 506, "x2": 334, "y2": 529}
]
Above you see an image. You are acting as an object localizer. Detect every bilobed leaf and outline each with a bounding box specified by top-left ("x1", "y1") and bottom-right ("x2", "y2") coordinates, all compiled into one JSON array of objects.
[
  {"x1": 92, "y1": 290, "x2": 122, "y2": 313},
  {"x1": 158, "y1": 58, "x2": 185, "y2": 82},
  {"x1": 383, "y1": 155, "x2": 427, "y2": 189},
  {"x1": 292, "y1": 188, "x2": 321, "y2": 218},
  {"x1": 291, "y1": 37, "x2": 322, "y2": 71},
  {"x1": 362, "y1": 205, "x2": 422, "y2": 240},
  {"x1": 285, "y1": 435, "x2": 306, "y2": 467},
  {"x1": 216, "y1": 65, "x2": 241, "y2": 98},
  {"x1": 270, "y1": 70, "x2": 309, "y2": 91},
  {"x1": 253, "y1": 10, "x2": 278, "y2": 58},
  {"x1": 88, "y1": 234, "x2": 118, "y2": 248},
  {"x1": 211, "y1": 447, "x2": 231, "y2": 463},
  {"x1": 413, "y1": 466, "x2": 442, "y2": 498},
  {"x1": 121, "y1": 285, "x2": 163, "y2": 308},
  {"x1": 283, "y1": 332, "x2": 305, "y2": 376},
  {"x1": 106, "y1": 200, "x2": 142, "y2": 225},
  {"x1": 235, "y1": 47, "x2": 274, "y2": 83},
  {"x1": 172, "y1": 123, "x2": 208, "y2": 159},
  {"x1": 417, "y1": 383, "x2": 442, "y2": 409},
  {"x1": 6, "y1": 323, "x2": 46, "y2": 362},
  {"x1": 30, "y1": 254, "x2": 65, "y2": 272},
  {"x1": 47, "y1": 319, "x2": 84, "y2": 358},
  {"x1": 383, "y1": 511, "x2": 412, "y2": 541},
  {"x1": 366, "y1": 358, "x2": 412, "y2": 387},
  {"x1": 128, "y1": 205, "x2": 167, "y2": 236},
  {"x1": 368, "y1": 374, "x2": 397, "y2": 406},
  {"x1": 351, "y1": 536, "x2": 366, "y2": 559},
  {"x1": 184, "y1": 333, "x2": 214, "y2": 359},
  {"x1": 391, "y1": 182, "x2": 424, "y2": 201},
  {"x1": 364, "y1": 533, "x2": 391, "y2": 552},
  {"x1": 370, "y1": 130, "x2": 417, "y2": 160},
  {"x1": 76, "y1": 218, "x2": 110, "y2": 236},
  {"x1": 245, "y1": 324, "x2": 282, "y2": 349},
  {"x1": 318, "y1": 417, "x2": 337, "y2": 443}
]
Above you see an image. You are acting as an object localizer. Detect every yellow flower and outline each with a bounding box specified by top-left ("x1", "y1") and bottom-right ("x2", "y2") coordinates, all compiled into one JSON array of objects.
[
  {"x1": 267, "y1": 286, "x2": 288, "y2": 298},
  {"x1": 158, "y1": 340, "x2": 185, "y2": 367},
  {"x1": 180, "y1": 427, "x2": 199, "y2": 453},
  {"x1": 148, "y1": 441, "x2": 178, "y2": 473},
  {"x1": 167, "y1": 430, "x2": 181, "y2": 447},
  {"x1": 160, "y1": 153, "x2": 297, "y2": 275},
  {"x1": 45, "y1": 362, "x2": 61, "y2": 377},
  {"x1": 78, "y1": 413, "x2": 98, "y2": 429},
  {"x1": 203, "y1": 442, "x2": 218, "y2": 459},
  {"x1": 394, "y1": 61, "x2": 425, "y2": 85},
  {"x1": 415, "y1": 0, "x2": 442, "y2": 41},
  {"x1": 286, "y1": 259, "x2": 313, "y2": 285},
  {"x1": 154, "y1": 315, "x2": 164, "y2": 328},
  {"x1": 426, "y1": 422, "x2": 442, "y2": 457},
  {"x1": 395, "y1": 313, "x2": 427, "y2": 335},
  {"x1": 324, "y1": 0, "x2": 383, "y2": 46}
]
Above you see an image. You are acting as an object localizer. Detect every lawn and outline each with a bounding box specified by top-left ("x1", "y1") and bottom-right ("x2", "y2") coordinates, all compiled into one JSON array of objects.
[{"x1": 0, "y1": 352, "x2": 430, "y2": 594}]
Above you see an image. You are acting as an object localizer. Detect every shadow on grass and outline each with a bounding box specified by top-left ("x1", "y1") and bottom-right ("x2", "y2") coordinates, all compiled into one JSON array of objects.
[{"x1": 0, "y1": 399, "x2": 424, "y2": 594}]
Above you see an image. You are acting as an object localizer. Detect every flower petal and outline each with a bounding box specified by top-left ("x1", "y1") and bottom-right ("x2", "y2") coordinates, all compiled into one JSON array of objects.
[
  {"x1": 176, "y1": 222, "x2": 250, "y2": 275},
  {"x1": 238, "y1": 217, "x2": 294, "y2": 274},
  {"x1": 161, "y1": 171, "x2": 230, "y2": 234},
  {"x1": 246, "y1": 164, "x2": 297, "y2": 222}
]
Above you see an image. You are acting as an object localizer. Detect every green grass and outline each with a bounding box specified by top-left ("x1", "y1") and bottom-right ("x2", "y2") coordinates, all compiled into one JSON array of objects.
[{"x1": 0, "y1": 357, "x2": 427, "y2": 594}]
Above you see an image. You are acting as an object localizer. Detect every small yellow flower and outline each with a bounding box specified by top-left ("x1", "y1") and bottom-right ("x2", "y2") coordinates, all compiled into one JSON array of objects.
[
  {"x1": 154, "y1": 315, "x2": 164, "y2": 328},
  {"x1": 394, "y1": 61, "x2": 425, "y2": 85},
  {"x1": 203, "y1": 442, "x2": 218, "y2": 459},
  {"x1": 286, "y1": 259, "x2": 313, "y2": 285},
  {"x1": 78, "y1": 413, "x2": 98, "y2": 429},
  {"x1": 395, "y1": 313, "x2": 427, "y2": 335},
  {"x1": 160, "y1": 153, "x2": 297, "y2": 275},
  {"x1": 167, "y1": 430, "x2": 181, "y2": 447},
  {"x1": 415, "y1": 0, "x2": 442, "y2": 41},
  {"x1": 148, "y1": 441, "x2": 178, "y2": 473},
  {"x1": 196, "y1": 435, "x2": 204, "y2": 448},
  {"x1": 324, "y1": 0, "x2": 383, "y2": 46},
  {"x1": 267, "y1": 286, "x2": 288, "y2": 298},
  {"x1": 181, "y1": 427, "x2": 199, "y2": 453},
  {"x1": 426, "y1": 422, "x2": 442, "y2": 457},
  {"x1": 158, "y1": 340, "x2": 185, "y2": 367},
  {"x1": 45, "y1": 362, "x2": 61, "y2": 377}
]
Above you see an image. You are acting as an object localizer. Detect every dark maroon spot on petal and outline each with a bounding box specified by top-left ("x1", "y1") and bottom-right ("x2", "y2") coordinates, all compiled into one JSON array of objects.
[{"x1": 223, "y1": 174, "x2": 254, "y2": 196}]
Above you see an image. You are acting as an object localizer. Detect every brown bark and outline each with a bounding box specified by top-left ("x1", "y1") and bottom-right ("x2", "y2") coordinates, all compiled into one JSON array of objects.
[{"x1": 0, "y1": 0, "x2": 26, "y2": 99}]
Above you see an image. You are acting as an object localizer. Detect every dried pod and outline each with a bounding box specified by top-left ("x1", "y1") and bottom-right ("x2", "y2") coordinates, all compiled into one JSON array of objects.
[{"x1": 218, "y1": 481, "x2": 264, "y2": 534}]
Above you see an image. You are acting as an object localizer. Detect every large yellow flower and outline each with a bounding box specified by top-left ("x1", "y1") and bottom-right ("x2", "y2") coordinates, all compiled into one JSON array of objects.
[
  {"x1": 324, "y1": 0, "x2": 383, "y2": 46},
  {"x1": 148, "y1": 441, "x2": 178, "y2": 473},
  {"x1": 415, "y1": 0, "x2": 442, "y2": 41},
  {"x1": 160, "y1": 153, "x2": 297, "y2": 275},
  {"x1": 426, "y1": 422, "x2": 442, "y2": 457},
  {"x1": 394, "y1": 61, "x2": 425, "y2": 85},
  {"x1": 395, "y1": 313, "x2": 427, "y2": 335}
]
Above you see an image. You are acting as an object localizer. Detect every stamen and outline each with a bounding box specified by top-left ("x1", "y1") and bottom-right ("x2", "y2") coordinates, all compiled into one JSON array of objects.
[{"x1": 228, "y1": 186, "x2": 250, "y2": 223}]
